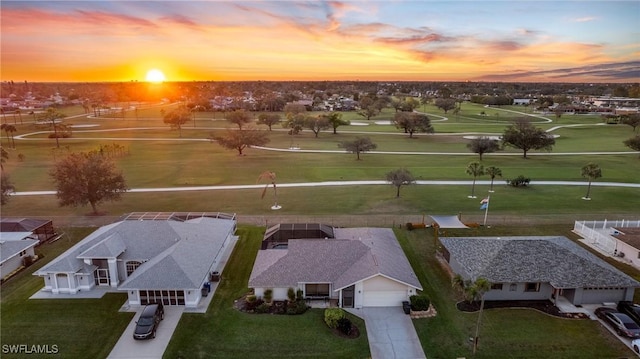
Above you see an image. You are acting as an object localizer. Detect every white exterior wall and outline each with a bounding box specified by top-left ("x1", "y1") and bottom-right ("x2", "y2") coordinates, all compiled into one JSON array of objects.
[
  {"x1": 0, "y1": 255, "x2": 23, "y2": 278},
  {"x1": 354, "y1": 282, "x2": 364, "y2": 309},
  {"x1": 612, "y1": 241, "x2": 640, "y2": 268},
  {"x1": 127, "y1": 290, "x2": 140, "y2": 306},
  {"x1": 361, "y1": 276, "x2": 412, "y2": 307},
  {"x1": 185, "y1": 289, "x2": 200, "y2": 307},
  {"x1": 77, "y1": 274, "x2": 93, "y2": 291},
  {"x1": 0, "y1": 246, "x2": 35, "y2": 278}
]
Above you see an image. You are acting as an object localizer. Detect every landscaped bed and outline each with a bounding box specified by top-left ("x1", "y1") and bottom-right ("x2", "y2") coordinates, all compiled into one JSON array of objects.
[{"x1": 456, "y1": 300, "x2": 590, "y2": 319}]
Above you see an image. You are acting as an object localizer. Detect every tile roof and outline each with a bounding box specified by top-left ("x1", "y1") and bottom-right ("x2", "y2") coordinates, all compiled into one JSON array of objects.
[
  {"x1": 440, "y1": 236, "x2": 640, "y2": 288},
  {"x1": 248, "y1": 227, "x2": 422, "y2": 291}
]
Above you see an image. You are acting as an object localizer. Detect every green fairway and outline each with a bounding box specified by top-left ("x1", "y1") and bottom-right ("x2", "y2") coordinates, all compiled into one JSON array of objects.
[{"x1": 1, "y1": 103, "x2": 637, "y2": 220}]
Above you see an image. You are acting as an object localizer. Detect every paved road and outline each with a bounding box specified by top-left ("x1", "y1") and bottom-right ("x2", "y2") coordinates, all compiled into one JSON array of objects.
[{"x1": 12, "y1": 179, "x2": 640, "y2": 197}]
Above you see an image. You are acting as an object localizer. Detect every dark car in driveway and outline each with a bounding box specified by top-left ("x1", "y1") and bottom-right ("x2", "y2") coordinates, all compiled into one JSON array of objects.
[
  {"x1": 133, "y1": 303, "x2": 164, "y2": 340},
  {"x1": 595, "y1": 307, "x2": 640, "y2": 339},
  {"x1": 617, "y1": 301, "x2": 640, "y2": 325}
]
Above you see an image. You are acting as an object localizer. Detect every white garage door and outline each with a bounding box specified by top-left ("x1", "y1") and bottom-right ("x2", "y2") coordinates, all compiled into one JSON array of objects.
[{"x1": 363, "y1": 290, "x2": 407, "y2": 307}]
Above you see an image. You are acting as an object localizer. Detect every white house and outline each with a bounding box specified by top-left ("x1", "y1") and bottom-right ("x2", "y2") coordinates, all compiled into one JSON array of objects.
[
  {"x1": 1, "y1": 238, "x2": 38, "y2": 280},
  {"x1": 34, "y1": 212, "x2": 237, "y2": 308},
  {"x1": 249, "y1": 227, "x2": 423, "y2": 308}
]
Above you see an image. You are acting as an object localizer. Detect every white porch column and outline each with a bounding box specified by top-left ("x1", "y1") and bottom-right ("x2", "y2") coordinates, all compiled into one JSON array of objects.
[
  {"x1": 51, "y1": 274, "x2": 59, "y2": 294},
  {"x1": 108, "y1": 259, "x2": 119, "y2": 287}
]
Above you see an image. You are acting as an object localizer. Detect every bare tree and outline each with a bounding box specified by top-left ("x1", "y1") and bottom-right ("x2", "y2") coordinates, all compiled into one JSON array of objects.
[
  {"x1": 467, "y1": 137, "x2": 500, "y2": 161},
  {"x1": 227, "y1": 109, "x2": 252, "y2": 130},
  {"x1": 212, "y1": 126, "x2": 270, "y2": 155},
  {"x1": 257, "y1": 171, "x2": 280, "y2": 210},
  {"x1": 338, "y1": 136, "x2": 377, "y2": 160},
  {"x1": 386, "y1": 168, "x2": 415, "y2": 198}
]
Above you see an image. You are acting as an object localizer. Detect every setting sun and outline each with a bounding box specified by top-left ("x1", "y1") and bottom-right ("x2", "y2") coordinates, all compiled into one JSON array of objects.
[{"x1": 145, "y1": 69, "x2": 166, "y2": 83}]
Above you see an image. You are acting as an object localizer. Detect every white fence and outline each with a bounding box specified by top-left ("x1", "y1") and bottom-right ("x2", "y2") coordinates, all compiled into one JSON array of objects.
[{"x1": 573, "y1": 219, "x2": 640, "y2": 255}]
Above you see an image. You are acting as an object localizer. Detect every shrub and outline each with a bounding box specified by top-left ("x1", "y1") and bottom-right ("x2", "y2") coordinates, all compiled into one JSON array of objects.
[
  {"x1": 506, "y1": 175, "x2": 530, "y2": 187},
  {"x1": 296, "y1": 289, "x2": 304, "y2": 301},
  {"x1": 256, "y1": 302, "x2": 270, "y2": 314},
  {"x1": 287, "y1": 287, "x2": 296, "y2": 302},
  {"x1": 337, "y1": 317, "x2": 352, "y2": 335},
  {"x1": 246, "y1": 294, "x2": 257, "y2": 303},
  {"x1": 410, "y1": 294, "x2": 430, "y2": 311},
  {"x1": 324, "y1": 308, "x2": 345, "y2": 329},
  {"x1": 17, "y1": 153, "x2": 25, "y2": 162},
  {"x1": 295, "y1": 301, "x2": 308, "y2": 314},
  {"x1": 263, "y1": 288, "x2": 273, "y2": 303},
  {"x1": 406, "y1": 222, "x2": 413, "y2": 230}
]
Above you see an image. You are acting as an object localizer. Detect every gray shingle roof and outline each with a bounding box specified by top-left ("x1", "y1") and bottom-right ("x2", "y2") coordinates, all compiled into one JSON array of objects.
[
  {"x1": 440, "y1": 236, "x2": 640, "y2": 288},
  {"x1": 248, "y1": 227, "x2": 422, "y2": 291},
  {"x1": 0, "y1": 239, "x2": 38, "y2": 263},
  {"x1": 36, "y1": 217, "x2": 235, "y2": 290},
  {"x1": 77, "y1": 233, "x2": 126, "y2": 259}
]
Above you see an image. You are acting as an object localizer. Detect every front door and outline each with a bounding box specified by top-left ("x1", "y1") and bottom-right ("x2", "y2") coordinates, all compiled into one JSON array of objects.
[
  {"x1": 342, "y1": 285, "x2": 355, "y2": 308},
  {"x1": 94, "y1": 268, "x2": 110, "y2": 286}
]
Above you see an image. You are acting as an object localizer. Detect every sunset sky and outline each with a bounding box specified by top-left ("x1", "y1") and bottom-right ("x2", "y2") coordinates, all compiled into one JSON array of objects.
[{"x1": 1, "y1": 1, "x2": 639, "y2": 83}]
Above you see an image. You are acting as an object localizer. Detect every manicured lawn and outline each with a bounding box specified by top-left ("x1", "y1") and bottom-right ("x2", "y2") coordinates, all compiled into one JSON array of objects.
[
  {"x1": 395, "y1": 225, "x2": 636, "y2": 358},
  {"x1": 0, "y1": 227, "x2": 134, "y2": 359},
  {"x1": 164, "y1": 226, "x2": 371, "y2": 359}
]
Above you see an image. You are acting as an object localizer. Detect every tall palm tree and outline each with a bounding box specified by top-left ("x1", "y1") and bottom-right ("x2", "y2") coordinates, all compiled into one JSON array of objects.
[
  {"x1": 581, "y1": 163, "x2": 602, "y2": 200},
  {"x1": 257, "y1": 171, "x2": 280, "y2": 210},
  {"x1": 1, "y1": 124, "x2": 17, "y2": 149},
  {"x1": 469, "y1": 278, "x2": 491, "y2": 354},
  {"x1": 466, "y1": 162, "x2": 484, "y2": 198},
  {"x1": 485, "y1": 166, "x2": 502, "y2": 192}
]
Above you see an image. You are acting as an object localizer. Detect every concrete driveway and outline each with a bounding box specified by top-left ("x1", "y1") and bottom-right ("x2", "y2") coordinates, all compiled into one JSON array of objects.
[
  {"x1": 362, "y1": 307, "x2": 426, "y2": 359},
  {"x1": 107, "y1": 306, "x2": 184, "y2": 359}
]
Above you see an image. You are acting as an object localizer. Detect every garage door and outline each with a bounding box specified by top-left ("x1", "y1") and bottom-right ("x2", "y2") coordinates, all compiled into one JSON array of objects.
[{"x1": 363, "y1": 290, "x2": 407, "y2": 307}]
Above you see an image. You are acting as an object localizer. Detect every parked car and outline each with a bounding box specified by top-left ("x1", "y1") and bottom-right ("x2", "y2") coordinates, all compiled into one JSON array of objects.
[
  {"x1": 133, "y1": 303, "x2": 164, "y2": 340},
  {"x1": 595, "y1": 307, "x2": 640, "y2": 339},
  {"x1": 618, "y1": 301, "x2": 640, "y2": 325},
  {"x1": 632, "y1": 338, "x2": 640, "y2": 353}
]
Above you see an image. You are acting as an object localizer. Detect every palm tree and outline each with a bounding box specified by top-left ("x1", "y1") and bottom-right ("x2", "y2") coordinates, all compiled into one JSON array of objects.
[
  {"x1": 469, "y1": 278, "x2": 491, "y2": 355},
  {"x1": 2, "y1": 124, "x2": 17, "y2": 149},
  {"x1": 257, "y1": 171, "x2": 280, "y2": 210},
  {"x1": 581, "y1": 163, "x2": 602, "y2": 200},
  {"x1": 466, "y1": 162, "x2": 484, "y2": 198},
  {"x1": 485, "y1": 166, "x2": 502, "y2": 192}
]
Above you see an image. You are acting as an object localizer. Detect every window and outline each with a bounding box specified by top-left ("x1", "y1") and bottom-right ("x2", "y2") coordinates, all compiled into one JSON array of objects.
[
  {"x1": 305, "y1": 283, "x2": 330, "y2": 297},
  {"x1": 126, "y1": 261, "x2": 142, "y2": 276},
  {"x1": 525, "y1": 282, "x2": 541, "y2": 292},
  {"x1": 491, "y1": 283, "x2": 503, "y2": 290}
]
